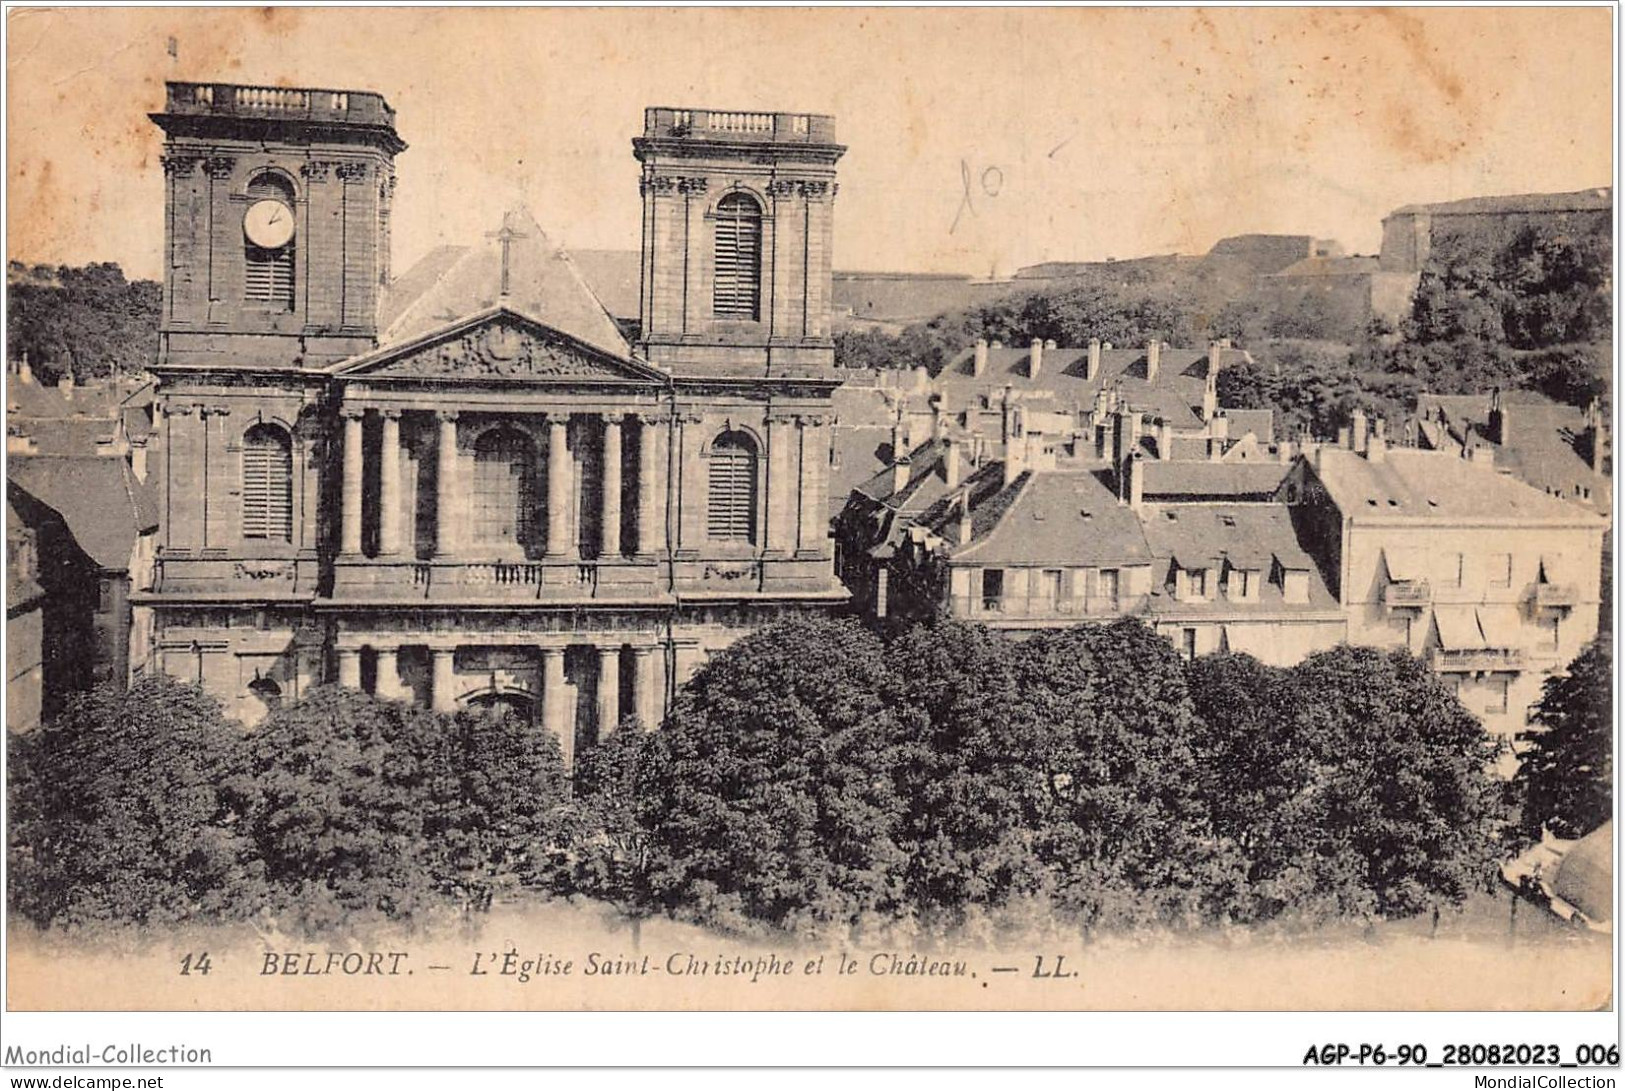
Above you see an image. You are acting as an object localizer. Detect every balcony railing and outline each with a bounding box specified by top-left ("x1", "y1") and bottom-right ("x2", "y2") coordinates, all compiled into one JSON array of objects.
[
  {"x1": 163, "y1": 81, "x2": 396, "y2": 127},
  {"x1": 1383, "y1": 579, "x2": 1433, "y2": 608},
  {"x1": 643, "y1": 107, "x2": 836, "y2": 144},
  {"x1": 1534, "y1": 583, "x2": 1579, "y2": 610},
  {"x1": 1432, "y1": 647, "x2": 1527, "y2": 674},
  {"x1": 950, "y1": 594, "x2": 1134, "y2": 621},
  {"x1": 334, "y1": 557, "x2": 646, "y2": 601}
]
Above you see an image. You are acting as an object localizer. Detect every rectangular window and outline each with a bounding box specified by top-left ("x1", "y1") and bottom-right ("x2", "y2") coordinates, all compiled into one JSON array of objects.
[
  {"x1": 981, "y1": 569, "x2": 1004, "y2": 612},
  {"x1": 1181, "y1": 627, "x2": 1198, "y2": 660},
  {"x1": 1230, "y1": 568, "x2": 1253, "y2": 600},
  {"x1": 1485, "y1": 678, "x2": 1509, "y2": 715},
  {"x1": 1489, "y1": 553, "x2": 1512, "y2": 587},
  {"x1": 1098, "y1": 568, "x2": 1119, "y2": 605}
]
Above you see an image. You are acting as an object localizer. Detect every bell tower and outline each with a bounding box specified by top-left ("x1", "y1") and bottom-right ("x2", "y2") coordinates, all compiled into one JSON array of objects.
[
  {"x1": 633, "y1": 107, "x2": 844, "y2": 375},
  {"x1": 151, "y1": 82, "x2": 407, "y2": 369}
]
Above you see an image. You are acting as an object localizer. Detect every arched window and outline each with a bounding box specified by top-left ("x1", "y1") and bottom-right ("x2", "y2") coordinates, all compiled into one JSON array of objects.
[
  {"x1": 713, "y1": 193, "x2": 762, "y2": 320},
  {"x1": 244, "y1": 172, "x2": 296, "y2": 310},
  {"x1": 707, "y1": 430, "x2": 759, "y2": 543},
  {"x1": 472, "y1": 427, "x2": 538, "y2": 552},
  {"x1": 241, "y1": 423, "x2": 293, "y2": 542}
]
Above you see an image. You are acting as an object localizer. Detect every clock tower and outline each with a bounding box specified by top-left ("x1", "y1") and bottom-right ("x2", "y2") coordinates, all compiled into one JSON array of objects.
[{"x1": 151, "y1": 82, "x2": 407, "y2": 368}]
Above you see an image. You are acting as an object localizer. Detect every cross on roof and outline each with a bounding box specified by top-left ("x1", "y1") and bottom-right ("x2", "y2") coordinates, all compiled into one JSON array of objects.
[{"x1": 486, "y1": 222, "x2": 529, "y2": 299}]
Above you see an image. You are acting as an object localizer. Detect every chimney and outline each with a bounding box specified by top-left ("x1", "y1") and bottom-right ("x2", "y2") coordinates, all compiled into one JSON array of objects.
[
  {"x1": 1126, "y1": 450, "x2": 1145, "y2": 510},
  {"x1": 956, "y1": 493, "x2": 974, "y2": 546},
  {"x1": 930, "y1": 394, "x2": 946, "y2": 440},
  {"x1": 892, "y1": 455, "x2": 912, "y2": 495},
  {"x1": 1469, "y1": 444, "x2": 1495, "y2": 469},
  {"x1": 1207, "y1": 340, "x2": 1224, "y2": 382},
  {"x1": 1210, "y1": 415, "x2": 1229, "y2": 443},
  {"x1": 1208, "y1": 436, "x2": 1222, "y2": 462},
  {"x1": 1030, "y1": 338, "x2": 1044, "y2": 379},
  {"x1": 1086, "y1": 338, "x2": 1101, "y2": 382},
  {"x1": 990, "y1": 339, "x2": 1003, "y2": 351},
  {"x1": 943, "y1": 437, "x2": 962, "y2": 488},
  {"x1": 1201, "y1": 382, "x2": 1217, "y2": 422},
  {"x1": 60, "y1": 372, "x2": 74, "y2": 400},
  {"x1": 1373, "y1": 416, "x2": 1386, "y2": 442},
  {"x1": 890, "y1": 420, "x2": 906, "y2": 461},
  {"x1": 1003, "y1": 444, "x2": 1025, "y2": 487},
  {"x1": 1277, "y1": 438, "x2": 1295, "y2": 464},
  {"x1": 1158, "y1": 419, "x2": 1173, "y2": 461},
  {"x1": 1337, "y1": 425, "x2": 1351, "y2": 449},
  {"x1": 972, "y1": 338, "x2": 989, "y2": 378},
  {"x1": 1366, "y1": 433, "x2": 1387, "y2": 463},
  {"x1": 1590, "y1": 415, "x2": 1608, "y2": 475},
  {"x1": 17, "y1": 352, "x2": 33, "y2": 385},
  {"x1": 1045, "y1": 338, "x2": 1057, "y2": 350},
  {"x1": 1487, "y1": 387, "x2": 1507, "y2": 445},
  {"x1": 1146, "y1": 340, "x2": 1161, "y2": 383},
  {"x1": 1351, "y1": 409, "x2": 1367, "y2": 453},
  {"x1": 971, "y1": 431, "x2": 986, "y2": 467}
]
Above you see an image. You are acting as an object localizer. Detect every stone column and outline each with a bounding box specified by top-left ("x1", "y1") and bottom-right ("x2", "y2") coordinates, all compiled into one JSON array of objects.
[
  {"x1": 632, "y1": 645, "x2": 657, "y2": 728},
  {"x1": 601, "y1": 415, "x2": 623, "y2": 558},
  {"x1": 375, "y1": 645, "x2": 401, "y2": 701},
  {"x1": 336, "y1": 646, "x2": 362, "y2": 689},
  {"x1": 378, "y1": 410, "x2": 402, "y2": 555},
  {"x1": 541, "y1": 646, "x2": 570, "y2": 765},
  {"x1": 434, "y1": 411, "x2": 459, "y2": 557},
  {"x1": 636, "y1": 414, "x2": 663, "y2": 557},
  {"x1": 431, "y1": 647, "x2": 456, "y2": 713},
  {"x1": 546, "y1": 415, "x2": 576, "y2": 559},
  {"x1": 597, "y1": 644, "x2": 621, "y2": 737},
  {"x1": 340, "y1": 408, "x2": 364, "y2": 555},
  {"x1": 766, "y1": 414, "x2": 793, "y2": 552}
]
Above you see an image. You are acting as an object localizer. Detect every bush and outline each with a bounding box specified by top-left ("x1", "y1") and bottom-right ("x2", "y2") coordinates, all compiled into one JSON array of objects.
[
  {"x1": 889, "y1": 621, "x2": 1052, "y2": 916},
  {"x1": 233, "y1": 687, "x2": 572, "y2": 931},
  {"x1": 7, "y1": 675, "x2": 263, "y2": 929},
  {"x1": 637, "y1": 617, "x2": 910, "y2": 934}
]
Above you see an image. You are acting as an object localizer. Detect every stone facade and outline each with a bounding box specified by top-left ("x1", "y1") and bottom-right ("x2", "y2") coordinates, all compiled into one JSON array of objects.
[{"x1": 141, "y1": 84, "x2": 848, "y2": 753}]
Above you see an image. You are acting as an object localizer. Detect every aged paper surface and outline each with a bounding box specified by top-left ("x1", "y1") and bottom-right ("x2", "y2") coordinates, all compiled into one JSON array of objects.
[{"x1": 4, "y1": 5, "x2": 1613, "y2": 1016}]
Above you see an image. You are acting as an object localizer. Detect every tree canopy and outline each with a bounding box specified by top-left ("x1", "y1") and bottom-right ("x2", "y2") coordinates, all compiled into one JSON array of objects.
[{"x1": 1515, "y1": 638, "x2": 1613, "y2": 842}]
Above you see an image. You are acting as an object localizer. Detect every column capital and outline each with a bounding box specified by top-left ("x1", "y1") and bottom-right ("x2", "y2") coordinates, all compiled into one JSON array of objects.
[
  {"x1": 379, "y1": 408, "x2": 403, "y2": 421},
  {"x1": 633, "y1": 409, "x2": 667, "y2": 426},
  {"x1": 340, "y1": 405, "x2": 367, "y2": 421},
  {"x1": 435, "y1": 409, "x2": 460, "y2": 424}
]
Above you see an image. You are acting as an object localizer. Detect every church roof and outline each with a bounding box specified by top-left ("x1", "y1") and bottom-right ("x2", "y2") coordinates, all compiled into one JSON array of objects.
[{"x1": 378, "y1": 208, "x2": 631, "y2": 360}]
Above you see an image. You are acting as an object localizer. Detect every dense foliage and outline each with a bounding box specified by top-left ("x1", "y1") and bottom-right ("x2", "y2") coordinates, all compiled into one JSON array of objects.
[
  {"x1": 9, "y1": 618, "x2": 1522, "y2": 939},
  {"x1": 1514, "y1": 638, "x2": 1613, "y2": 842},
  {"x1": 7, "y1": 262, "x2": 161, "y2": 385},
  {"x1": 7, "y1": 675, "x2": 262, "y2": 929}
]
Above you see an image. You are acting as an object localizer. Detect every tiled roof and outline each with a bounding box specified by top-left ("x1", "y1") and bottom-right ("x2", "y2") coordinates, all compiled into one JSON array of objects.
[
  {"x1": 1140, "y1": 502, "x2": 1337, "y2": 616},
  {"x1": 1141, "y1": 459, "x2": 1290, "y2": 500},
  {"x1": 929, "y1": 343, "x2": 1244, "y2": 430},
  {"x1": 944, "y1": 468, "x2": 1152, "y2": 567},
  {"x1": 1219, "y1": 408, "x2": 1276, "y2": 441},
  {"x1": 6, "y1": 456, "x2": 157, "y2": 569},
  {"x1": 1415, "y1": 392, "x2": 1610, "y2": 517},
  {"x1": 1311, "y1": 447, "x2": 1608, "y2": 526},
  {"x1": 376, "y1": 208, "x2": 630, "y2": 360}
]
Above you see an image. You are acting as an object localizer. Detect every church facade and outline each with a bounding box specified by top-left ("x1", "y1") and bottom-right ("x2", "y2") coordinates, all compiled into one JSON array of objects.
[{"x1": 141, "y1": 83, "x2": 848, "y2": 759}]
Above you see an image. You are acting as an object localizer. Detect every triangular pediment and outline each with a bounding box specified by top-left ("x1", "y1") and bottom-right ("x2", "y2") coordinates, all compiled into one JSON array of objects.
[{"x1": 331, "y1": 308, "x2": 664, "y2": 385}]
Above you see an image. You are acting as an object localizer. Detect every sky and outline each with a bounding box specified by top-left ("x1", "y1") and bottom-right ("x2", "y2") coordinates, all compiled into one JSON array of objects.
[{"x1": 5, "y1": 6, "x2": 1614, "y2": 282}]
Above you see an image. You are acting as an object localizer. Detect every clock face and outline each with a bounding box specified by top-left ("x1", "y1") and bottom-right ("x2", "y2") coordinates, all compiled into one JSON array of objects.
[{"x1": 243, "y1": 199, "x2": 295, "y2": 249}]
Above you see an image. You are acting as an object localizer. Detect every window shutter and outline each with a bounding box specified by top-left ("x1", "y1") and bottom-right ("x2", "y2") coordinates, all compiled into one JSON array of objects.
[
  {"x1": 242, "y1": 427, "x2": 293, "y2": 541},
  {"x1": 713, "y1": 194, "x2": 761, "y2": 320},
  {"x1": 707, "y1": 434, "x2": 758, "y2": 542},
  {"x1": 246, "y1": 244, "x2": 295, "y2": 309}
]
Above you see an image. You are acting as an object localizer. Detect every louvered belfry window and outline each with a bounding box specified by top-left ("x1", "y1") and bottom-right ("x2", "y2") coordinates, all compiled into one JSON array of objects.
[
  {"x1": 707, "y1": 430, "x2": 758, "y2": 543},
  {"x1": 245, "y1": 244, "x2": 295, "y2": 309},
  {"x1": 472, "y1": 427, "x2": 538, "y2": 552},
  {"x1": 242, "y1": 424, "x2": 293, "y2": 542},
  {"x1": 244, "y1": 173, "x2": 297, "y2": 310},
  {"x1": 713, "y1": 193, "x2": 762, "y2": 320}
]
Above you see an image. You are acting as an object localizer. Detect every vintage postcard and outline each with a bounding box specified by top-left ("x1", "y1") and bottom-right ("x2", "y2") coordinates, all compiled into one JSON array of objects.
[{"x1": 2, "y1": 3, "x2": 1616, "y2": 1049}]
